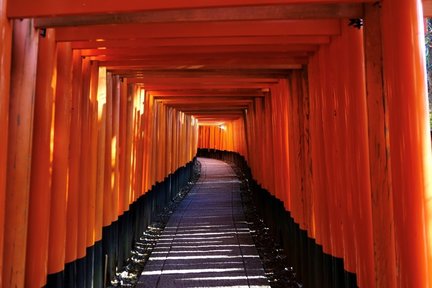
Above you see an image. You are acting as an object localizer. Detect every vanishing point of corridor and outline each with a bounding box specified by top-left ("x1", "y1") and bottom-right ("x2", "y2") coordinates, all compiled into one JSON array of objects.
[{"x1": 138, "y1": 158, "x2": 269, "y2": 288}]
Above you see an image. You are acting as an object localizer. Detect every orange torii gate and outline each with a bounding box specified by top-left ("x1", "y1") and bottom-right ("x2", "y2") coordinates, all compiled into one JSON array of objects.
[{"x1": 0, "y1": 0, "x2": 431, "y2": 287}]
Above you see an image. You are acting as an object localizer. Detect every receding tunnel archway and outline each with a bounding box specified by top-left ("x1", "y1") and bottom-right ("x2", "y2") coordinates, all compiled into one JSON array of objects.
[{"x1": 0, "y1": 0, "x2": 432, "y2": 288}]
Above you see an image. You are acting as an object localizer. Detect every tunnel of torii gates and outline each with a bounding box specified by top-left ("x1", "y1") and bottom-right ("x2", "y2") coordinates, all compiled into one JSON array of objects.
[{"x1": 1, "y1": 0, "x2": 432, "y2": 287}]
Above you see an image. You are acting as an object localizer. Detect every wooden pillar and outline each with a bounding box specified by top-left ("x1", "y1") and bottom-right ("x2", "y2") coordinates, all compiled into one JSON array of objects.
[
  {"x1": 65, "y1": 50, "x2": 83, "y2": 267},
  {"x1": 86, "y1": 59, "x2": 99, "y2": 278},
  {"x1": 103, "y1": 72, "x2": 113, "y2": 227},
  {"x1": 96, "y1": 67, "x2": 106, "y2": 244},
  {"x1": 77, "y1": 58, "x2": 91, "y2": 267},
  {"x1": 102, "y1": 71, "x2": 115, "y2": 286},
  {"x1": 326, "y1": 38, "x2": 345, "y2": 260},
  {"x1": 269, "y1": 83, "x2": 284, "y2": 203},
  {"x1": 47, "y1": 42, "x2": 73, "y2": 282},
  {"x1": 119, "y1": 79, "x2": 128, "y2": 215},
  {"x1": 264, "y1": 90, "x2": 276, "y2": 195},
  {"x1": 381, "y1": 0, "x2": 432, "y2": 286},
  {"x1": 136, "y1": 88, "x2": 145, "y2": 198},
  {"x1": 0, "y1": 0, "x2": 12, "y2": 285},
  {"x1": 317, "y1": 45, "x2": 332, "y2": 256},
  {"x1": 25, "y1": 28, "x2": 56, "y2": 288},
  {"x1": 171, "y1": 107, "x2": 178, "y2": 173},
  {"x1": 111, "y1": 75, "x2": 120, "y2": 222},
  {"x1": 287, "y1": 73, "x2": 301, "y2": 225},
  {"x1": 338, "y1": 26, "x2": 356, "y2": 277},
  {"x1": 341, "y1": 23, "x2": 375, "y2": 287},
  {"x1": 3, "y1": 19, "x2": 39, "y2": 288},
  {"x1": 364, "y1": 5, "x2": 397, "y2": 287},
  {"x1": 125, "y1": 84, "x2": 134, "y2": 201},
  {"x1": 166, "y1": 107, "x2": 173, "y2": 175}
]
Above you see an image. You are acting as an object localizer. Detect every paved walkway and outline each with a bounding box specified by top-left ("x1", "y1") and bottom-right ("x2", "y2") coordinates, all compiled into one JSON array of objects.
[{"x1": 137, "y1": 157, "x2": 270, "y2": 288}]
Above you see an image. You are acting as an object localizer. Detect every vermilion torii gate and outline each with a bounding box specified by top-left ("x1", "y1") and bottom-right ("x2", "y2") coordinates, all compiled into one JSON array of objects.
[{"x1": 0, "y1": 0, "x2": 431, "y2": 287}]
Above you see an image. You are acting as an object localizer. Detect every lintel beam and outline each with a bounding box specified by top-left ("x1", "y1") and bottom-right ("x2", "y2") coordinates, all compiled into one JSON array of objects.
[
  {"x1": 141, "y1": 83, "x2": 273, "y2": 89},
  {"x1": 71, "y1": 36, "x2": 330, "y2": 49},
  {"x1": 110, "y1": 69, "x2": 290, "y2": 79},
  {"x1": 127, "y1": 77, "x2": 278, "y2": 84},
  {"x1": 55, "y1": 20, "x2": 341, "y2": 42},
  {"x1": 105, "y1": 63, "x2": 304, "y2": 70},
  {"x1": 101, "y1": 55, "x2": 308, "y2": 69},
  {"x1": 79, "y1": 45, "x2": 318, "y2": 57},
  {"x1": 34, "y1": 4, "x2": 363, "y2": 27},
  {"x1": 8, "y1": 0, "x2": 372, "y2": 18},
  {"x1": 148, "y1": 89, "x2": 266, "y2": 97}
]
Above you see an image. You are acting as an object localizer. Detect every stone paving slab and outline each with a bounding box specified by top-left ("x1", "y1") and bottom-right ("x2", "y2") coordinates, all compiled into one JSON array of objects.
[{"x1": 137, "y1": 158, "x2": 271, "y2": 288}]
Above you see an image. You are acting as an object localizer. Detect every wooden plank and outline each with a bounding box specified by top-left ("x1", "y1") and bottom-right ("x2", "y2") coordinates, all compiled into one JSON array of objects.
[
  {"x1": 71, "y1": 36, "x2": 330, "y2": 49},
  {"x1": 110, "y1": 69, "x2": 290, "y2": 79},
  {"x1": 104, "y1": 64, "x2": 306, "y2": 70},
  {"x1": 126, "y1": 77, "x2": 278, "y2": 84},
  {"x1": 106, "y1": 63, "x2": 303, "y2": 70},
  {"x1": 149, "y1": 89, "x2": 265, "y2": 97},
  {"x1": 140, "y1": 83, "x2": 273, "y2": 90},
  {"x1": 79, "y1": 45, "x2": 318, "y2": 57},
  {"x1": 195, "y1": 116, "x2": 243, "y2": 121},
  {"x1": 167, "y1": 105, "x2": 252, "y2": 110},
  {"x1": 92, "y1": 52, "x2": 311, "y2": 62},
  {"x1": 154, "y1": 96, "x2": 257, "y2": 102},
  {"x1": 100, "y1": 55, "x2": 309, "y2": 69},
  {"x1": 55, "y1": 20, "x2": 341, "y2": 41},
  {"x1": 159, "y1": 99, "x2": 253, "y2": 105},
  {"x1": 34, "y1": 4, "x2": 363, "y2": 27},
  {"x1": 8, "y1": 0, "x2": 373, "y2": 18}
]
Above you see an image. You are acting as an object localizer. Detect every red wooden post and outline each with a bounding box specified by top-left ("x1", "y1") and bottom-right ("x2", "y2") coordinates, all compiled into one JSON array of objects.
[
  {"x1": 3, "y1": 19, "x2": 39, "y2": 287},
  {"x1": 48, "y1": 41, "x2": 73, "y2": 279},
  {"x1": 381, "y1": 0, "x2": 432, "y2": 286},
  {"x1": 65, "y1": 50, "x2": 83, "y2": 265},
  {"x1": 25, "y1": 28, "x2": 56, "y2": 288},
  {"x1": 103, "y1": 72, "x2": 113, "y2": 227},
  {"x1": 0, "y1": 0, "x2": 12, "y2": 285}
]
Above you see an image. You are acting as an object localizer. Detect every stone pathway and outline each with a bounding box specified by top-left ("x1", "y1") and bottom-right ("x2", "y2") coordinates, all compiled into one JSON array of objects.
[{"x1": 137, "y1": 157, "x2": 271, "y2": 288}]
